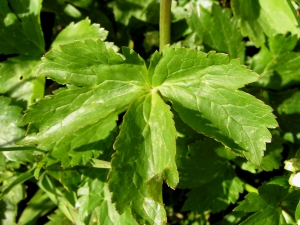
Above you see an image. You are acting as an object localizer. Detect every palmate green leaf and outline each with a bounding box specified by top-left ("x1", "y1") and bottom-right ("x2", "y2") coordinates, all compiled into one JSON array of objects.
[
  {"x1": 51, "y1": 18, "x2": 108, "y2": 50},
  {"x1": 0, "y1": 0, "x2": 44, "y2": 55},
  {"x1": 232, "y1": 0, "x2": 300, "y2": 47},
  {"x1": 109, "y1": 0, "x2": 159, "y2": 25},
  {"x1": 109, "y1": 93, "x2": 178, "y2": 225},
  {"x1": 177, "y1": 139, "x2": 243, "y2": 213},
  {"x1": 77, "y1": 169, "x2": 137, "y2": 225},
  {"x1": 20, "y1": 40, "x2": 148, "y2": 146},
  {"x1": 188, "y1": 3, "x2": 245, "y2": 61},
  {"x1": 21, "y1": 41, "x2": 278, "y2": 223},
  {"x1": 234, "y1": 183, "x2": 300, "y2": 224},
  {"x1": 157, "y1": 46, "x2": 277, "y2": 165},
  {"x1": 251, "y1": 34, "x2": 300, "y2": 90}
]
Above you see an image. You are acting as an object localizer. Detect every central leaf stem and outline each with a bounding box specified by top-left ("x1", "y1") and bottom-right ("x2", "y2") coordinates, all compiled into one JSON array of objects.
[{"x1": 159, "y1": 0, "x2": 172, "y2": 52}]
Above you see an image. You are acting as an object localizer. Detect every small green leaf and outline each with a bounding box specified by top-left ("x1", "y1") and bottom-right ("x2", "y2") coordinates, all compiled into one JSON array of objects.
[
  {"x1": 0, "y1": 0, "x2": 44, "y2": 55},
  {"x1": 267, "y1": 176, "x2": 290, "y2": 187},
  {"x1": 41, "y1": 0, "x2": 84, "y2": 27},
  {"x1": 76, "y1": 170, "x2": 109, "y2": 221},
  {"x1": 0, "y1": 56, "x2": 45, "y2": 108},
  {"x1": 232, "y1": 0, "x2": 300, "y2": 47},
  {"x1": 251, "y1": 34, "x2": 300, "y2": 90},
  {"x1": 188, "y1": 3, "x2": 245, "y2": 61},
  {"x1": 0, "y1": 96, "x2": 36, "y2": 163},
  {"x1": 45, "y1": 209, "x2": 73, "y2": 225},
  {"x1": 110, "y1": 0, "x2": 159, "y2": 25},
  {"x1": 109, "y1": 93, "x2": 178, "y2": 225},
  {"x1": 51, "y1": 18, "x2": 108, "y2": 49},
  {"x1": 231, "y1": 0, "x2": 265, "y2": 47},
  {"x1": 77, "y1": 169, "x2": 137, "y2": 224},
  {"x1": 235, "y1": 183, "x2": 300, "y2": 224}
]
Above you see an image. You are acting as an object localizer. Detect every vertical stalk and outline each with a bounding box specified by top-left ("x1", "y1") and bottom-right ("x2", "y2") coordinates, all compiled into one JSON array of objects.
[
  {"x1": 286, "y1": 0, "x2": 300, "y2": 28},
  {"x1": 159, "y1": 0, "x2": 172, "y2": 52}
]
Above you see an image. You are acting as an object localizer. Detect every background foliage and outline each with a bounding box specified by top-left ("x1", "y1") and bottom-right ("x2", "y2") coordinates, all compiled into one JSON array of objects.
[{"x1": 1, "y1": 0, "x2": 300, "y2": 224}]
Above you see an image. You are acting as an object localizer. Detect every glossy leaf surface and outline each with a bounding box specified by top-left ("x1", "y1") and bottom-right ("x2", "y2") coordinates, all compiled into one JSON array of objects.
[
  {"x1": 109, "y1": 93, "x2": 178, "y2": 224},
  {"x1": 51, "y1": 18, "x2": 108, "y2": 49},
  {"x1": 20, "y1": 40, "x2": 148, "y2": 146},
  {"x1": 157, "y1": 47, "x2": 277, "y2": 164},
  {"x1": 42, "y1": 112, "x2": 117, "y2": 167},
  {"x1": 18, "y1": 39, "x2": 278, "y2": 224}
]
